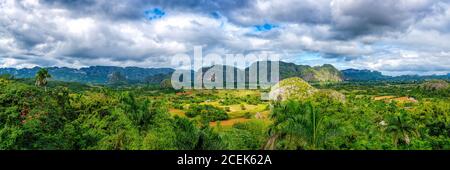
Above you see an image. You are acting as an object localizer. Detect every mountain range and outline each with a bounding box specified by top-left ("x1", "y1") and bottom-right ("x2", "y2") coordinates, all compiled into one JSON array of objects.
[
  {"x1": 341, "y1": 69, "x2": 450, "y2": 82},
  {"x1": 0, "y1": 66, "x2": 173, "y2": 84},
  {"x1": 0, "y1": 62, "x2": 448, "y2": 85}
]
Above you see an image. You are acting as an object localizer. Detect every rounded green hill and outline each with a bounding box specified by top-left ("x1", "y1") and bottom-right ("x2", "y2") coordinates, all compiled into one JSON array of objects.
[{"x1": 268, "y1": 77, "x2": 317, "y2": 101}]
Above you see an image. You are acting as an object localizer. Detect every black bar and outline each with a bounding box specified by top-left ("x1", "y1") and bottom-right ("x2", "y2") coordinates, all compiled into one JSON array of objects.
[{"x1": 0, "y1": 150, "x2": 448, "y2": 169}]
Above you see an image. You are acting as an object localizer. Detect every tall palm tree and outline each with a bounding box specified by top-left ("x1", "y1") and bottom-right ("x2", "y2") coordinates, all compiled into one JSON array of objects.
[
  {"x1": 266, "y1": 100, "x2": 339, "y2": 150},
  {"x1": 35, "y1": 68, "x2": 51, "y2": 91},
  {"x1": 386, "y1": 110, "x2": 418, "y2": 147}
]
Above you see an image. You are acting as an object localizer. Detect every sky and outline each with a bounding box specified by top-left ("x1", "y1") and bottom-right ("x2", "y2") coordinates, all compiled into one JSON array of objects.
[{"x1": 0, "y1": 0, "x2": 449, "y2": 76}]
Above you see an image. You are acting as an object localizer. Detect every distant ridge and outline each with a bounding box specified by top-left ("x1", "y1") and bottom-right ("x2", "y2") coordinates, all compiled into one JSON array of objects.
[
  {"x1": 190, "y1": 61, "x2": 344, "y2": 85},
  {"x1": 0, "y1": 62, "x2": 345, "y2": 84},
  {"x1": 341, "y1": 69, "x2": 388, "y2": 81},
  {"x1": 342, "y1": 69, "x2": 450, "y2": 81},
  {"x1": 0, "y1": 62, "x2": 448, "y2": 84},
  {"x1": 0, "y1": 66, "x2": 174, "y2": 84},
  {"x1": 277, "y1": 62, "x2": 343, "y2": 82}
]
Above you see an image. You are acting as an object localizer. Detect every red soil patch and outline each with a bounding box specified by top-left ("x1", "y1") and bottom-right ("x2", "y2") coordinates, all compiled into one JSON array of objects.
[
  {"x1": 176, "y1": 91, "x2": 193, "y2": 96},
  {"x1": 393, "y1": 97, "x2": 418, "y2": 103}
]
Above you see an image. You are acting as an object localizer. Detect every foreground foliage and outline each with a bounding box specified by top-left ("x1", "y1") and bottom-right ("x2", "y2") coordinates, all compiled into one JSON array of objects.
[{"x1": 0, "y1": 76, "x2": 449, "y2": 150}]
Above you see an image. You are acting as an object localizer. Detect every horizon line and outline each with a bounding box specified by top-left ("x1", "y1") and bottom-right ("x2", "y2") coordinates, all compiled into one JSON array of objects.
[{"x1": 1, "y1": 63, "x2": 449, "y2": 77}]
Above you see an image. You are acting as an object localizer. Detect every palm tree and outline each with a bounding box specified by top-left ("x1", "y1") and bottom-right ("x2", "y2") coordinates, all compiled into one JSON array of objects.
[
  {"x1": 35, "y1": 68, "x2": 51, "y2": 91},
  {"x1": 265, "y1": 100, "x2": 339, "y2": 150},
  {"x1": 386, "y1": 110, "x2": 418, "y2": 147}
]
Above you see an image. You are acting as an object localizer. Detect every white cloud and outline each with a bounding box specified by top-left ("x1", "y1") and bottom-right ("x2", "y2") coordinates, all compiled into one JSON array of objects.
[{"x1": 0, "y1": 0, "x2": 449, "y2": 75}]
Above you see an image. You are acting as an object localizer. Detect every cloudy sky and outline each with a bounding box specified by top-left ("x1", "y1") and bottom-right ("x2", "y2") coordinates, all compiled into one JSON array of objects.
[{"x1": 0, "y1": 0, "x2": 449, "y2": 75}]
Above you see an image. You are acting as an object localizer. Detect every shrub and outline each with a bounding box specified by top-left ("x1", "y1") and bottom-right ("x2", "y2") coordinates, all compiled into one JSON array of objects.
[
  {"x1": 240, "y1": 104, "x2": 246, "y2": 110},
  {"x1": 244, "y1": 112, "x2": 252, "y2": 119},
  {"x1": 186, "y1": 104, "x2": 229, "y2": 122}
]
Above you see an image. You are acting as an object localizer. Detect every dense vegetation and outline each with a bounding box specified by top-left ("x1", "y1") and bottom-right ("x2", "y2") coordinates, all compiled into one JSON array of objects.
[
  {"x1": 0, "y1": 66, "x2": 174, "y2": 84},
  {"x1": 0, "y1": 70, "x2": 449, "y2": 150},
  {"x1": 186, "y1": 104, "x2": 229, "y2": 122}
]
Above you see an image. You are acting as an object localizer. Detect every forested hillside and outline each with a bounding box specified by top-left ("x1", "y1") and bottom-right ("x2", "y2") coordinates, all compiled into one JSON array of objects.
[
  {"x1": 342, "y1": 69, "x2": 450, "y2": 81},
  {"x1": 1, "y1": 62, "x2": 345, "y2": 84},
  {"x1": 0, "y1": 66, "x2": 174, "y2": 84},
  {"x1": 2, "y1": 62, "x2": 448, "y2": 86}
]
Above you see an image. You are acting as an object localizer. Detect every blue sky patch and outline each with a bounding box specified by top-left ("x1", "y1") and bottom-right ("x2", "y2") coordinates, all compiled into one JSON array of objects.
[
  {"x1": 254, "y1": 23, "x2": 278, "y2": 32},
  {"x1": 144, "y1": 8, "x2": 165, "y2": 20},
  {"x1": 210, "y1": 11, "x2": 221, "y2": 19}
]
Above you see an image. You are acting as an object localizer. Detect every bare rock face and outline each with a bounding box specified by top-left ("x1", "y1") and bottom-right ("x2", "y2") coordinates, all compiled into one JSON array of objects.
[
  {"x1": 268, "y1": 77, "x2": 346, "y2": 103},
  {"x1": 422, "y1": 80, "x2": 449, "y2": 91},
  {"x1": 268, "y1": 77, "x2": 317, "y2": 101},
  {"x1": 160, "y1": 79, "x2": 172, "y2": 89}
]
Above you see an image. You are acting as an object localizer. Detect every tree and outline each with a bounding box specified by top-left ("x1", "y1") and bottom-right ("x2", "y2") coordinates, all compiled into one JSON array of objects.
[
  {"x1": 266, "y1": 100, "x2": 339, "y2": 150},
  {"x1": 185, "y1": 104, "x2": 228, "y2": 123},
  {"x1": 35, "y1": 68, "x2": 51, "y2": 91},
  {"x1": 173, "y1": 116, "x2": 200, "y2": 150},
  {"x1": 386, "y1": 110, "x2": 418, "y2": 147}
]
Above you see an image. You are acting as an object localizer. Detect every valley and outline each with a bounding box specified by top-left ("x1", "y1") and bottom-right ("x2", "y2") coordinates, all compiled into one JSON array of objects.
[{"x1": 0, "y1": 69, "x2": 448, "y2": 150}]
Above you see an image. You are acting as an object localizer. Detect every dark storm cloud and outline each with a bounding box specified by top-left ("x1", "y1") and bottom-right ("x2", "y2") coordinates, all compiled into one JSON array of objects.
[
  {"x1": 226, "y1": 0, "x2": 332, "y2": 27},
  {"x1": 147, "y1": 0, "x2": 251, "y2": 11},
  {"x1": 40, "y1": 0, "x2": 151, "y2": 20},
  {"x1": 40, "y1": 0, "x2": 251, "y2": 20},
  {"x1": 36, "y1": 0, "x2": 438, "y2": 40},
  {"x1": 330, "y1": 0, "x2": 434, "y2": 39}
]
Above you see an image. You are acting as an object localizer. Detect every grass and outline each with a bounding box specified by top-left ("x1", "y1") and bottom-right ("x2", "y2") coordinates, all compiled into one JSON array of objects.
[
  {"x1": 216, "y1": 90, "x2": 261, "y2": 97},
  {"x1": 226, "y1": 104, "x2": 268, "y2": 119},
  {"x1": 210, "y1": 118, "x2": 251, "y2": 127},
  {"x1": 374, "y1": 96, "x2": 396, "y2": 100},
  {"x1": 373, "y1": 95, "x2": 418, "y2": 103},
  {"x1": 169, "y1": 108, "x2": 186, "y2": 117}
]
